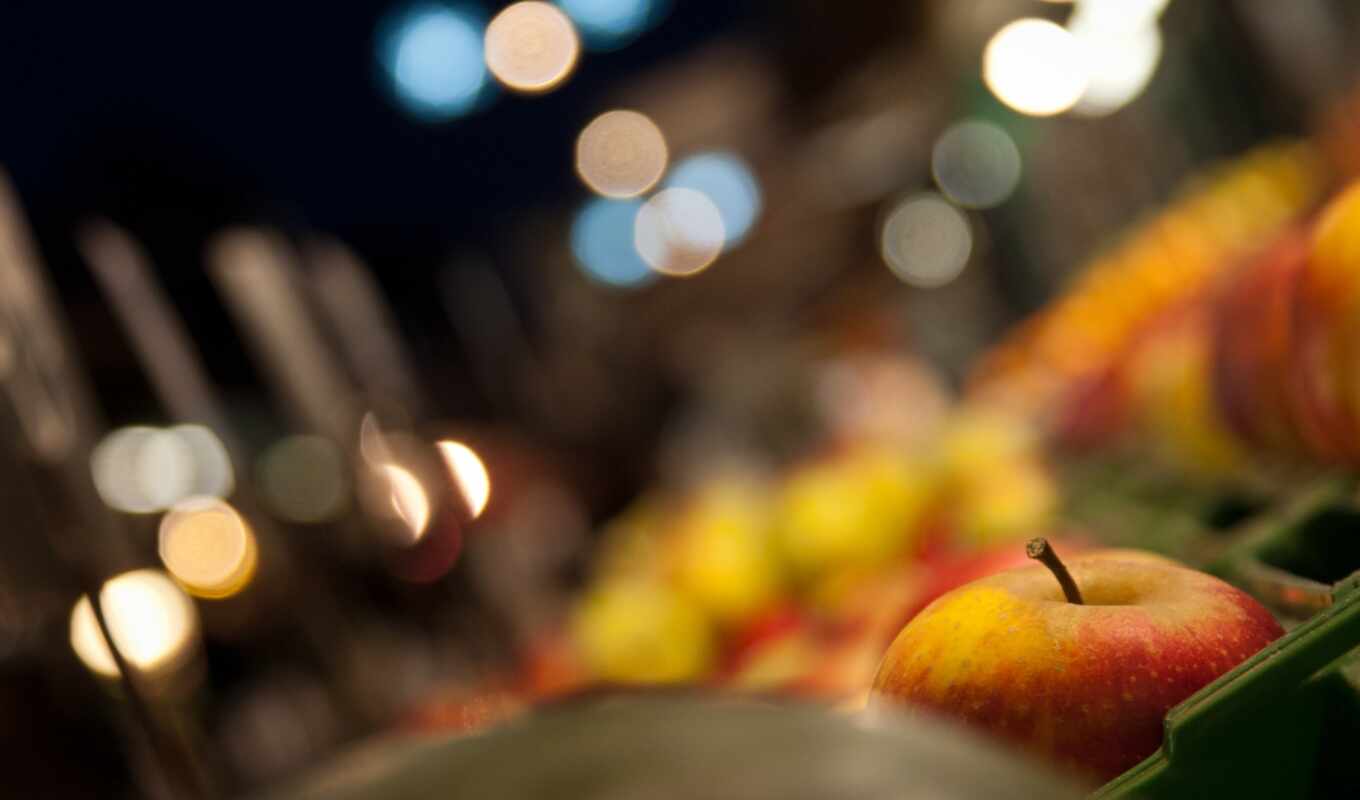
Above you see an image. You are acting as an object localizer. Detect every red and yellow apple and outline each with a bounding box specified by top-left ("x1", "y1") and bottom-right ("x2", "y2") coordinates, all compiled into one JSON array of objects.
[
  {"x1": 871, "y1": 542, "x2": 1282, "y2": 781},
  {"x1": 896, "y1": 536, "x2": 1090, "y2": 632}
]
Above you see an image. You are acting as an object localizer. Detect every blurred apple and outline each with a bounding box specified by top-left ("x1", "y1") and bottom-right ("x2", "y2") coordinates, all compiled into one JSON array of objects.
[
  {"x1": 774, "y1": 447, "x2": 934, "y2": 581},
  {"x1": 952, "y1": 458, "x2": 1058, "y2": 547},
  {"x1": 570, "y1": 578, "x2": 715, "y2": 685},
  {"x1": 670, "y1": 480, "x2": 784, "y2": 627},
  {"x1": 721, "y1": 605, "x2": 820, "y2": 692}
]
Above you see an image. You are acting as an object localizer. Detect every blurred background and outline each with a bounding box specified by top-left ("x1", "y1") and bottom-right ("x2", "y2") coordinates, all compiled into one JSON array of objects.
[{"x1": 2, "y1": 0, "x2": 1359, "y2": 796}]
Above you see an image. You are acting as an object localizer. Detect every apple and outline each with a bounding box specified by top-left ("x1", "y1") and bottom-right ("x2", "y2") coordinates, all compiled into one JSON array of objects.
[
  {"x1": 670, "y1": 480, "x2": 784, "y2": 627},
  {"x1": 896, "y1": 536, "x2": 1090, "y2": 632},
  {"x1": 871, "y1": 540, "x2": 1282, "y2": 781},
  {"x1": 774, "y1": 446, "x2": 934, "y2": 580},
  {"x1": 570, "y1": 577, "x2": 716, "y2": 685}
]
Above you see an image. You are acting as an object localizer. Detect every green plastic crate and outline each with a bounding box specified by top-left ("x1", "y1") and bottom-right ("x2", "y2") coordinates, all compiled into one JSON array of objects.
[{"x1": 1099, "y1": 481, "x2": 1360, "y2": 798}]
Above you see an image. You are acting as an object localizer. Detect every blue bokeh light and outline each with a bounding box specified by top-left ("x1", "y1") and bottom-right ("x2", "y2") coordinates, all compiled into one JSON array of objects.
[
  {"x1": 664, "y1": 152, "x2": 762, "y2": 248},
  {"x1": 557, "y1": 0, "x2": 667, "y2": 51},
  {"x1": 571, "y1": 198, "x2": 657, "y2": 288},
  {"x1": 379, "y1": 4, "x2": 492, "y2": 121}
]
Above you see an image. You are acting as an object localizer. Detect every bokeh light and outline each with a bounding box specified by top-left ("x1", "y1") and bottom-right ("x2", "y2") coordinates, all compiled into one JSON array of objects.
[
  {"x1": 570, "y1": 197, "x2": 655, "y2": 287},
  {"x1": 557, "y1": 0, "x2": 666, "y2": 51},
  {"x1": 1070, "y1": 20, "x2": 1163, "y2": 116},
  {"x1": 69, "y1": 569, "x2": 198, "y2": 679},
  {"x1": 634, "y1": 187, "x2": 726, "y2": 277},
  {"x1": 1069, "y1": 0, "x2": 1170, "y2": 35},
  {"x1": 437, "y1": 440, "x2": 492, "y2": 519},
  {"x1": 664, "y1": 152, "x2": 762, "y2": 248},
  {"x1": 880, "y1": 193, "x2": 973, "y2": 288},
  {"x1": 159, "y1": 498, "x2": 259, "y2": 599},
  {"x1": 484, "y1": 2, "x2": 580, "y2": 94},
  {"x1": 379, "y1": 463, "x2": 432, "y2": 544},
  {"x1": 983, "y1": 19, "x2": 1087, "y2": 117},
  {"x1": 257, "y1": 435, "x2": 350, "y2": 524},
  {"x1": 91, "y1": 424, "x2": 235, "y2": 514},
  {"x1": 931, "y1": 120, "x2": 1022, "y2": 209},
  {"x1": 173, "y1": 424, "x2": 236, "y2": 499},
  {"x1": 379, "y1": 3, "x2": 491, "y2": 121},
  {"x1": 575, "y1": 110, "x2": 668, "y2": 198}
]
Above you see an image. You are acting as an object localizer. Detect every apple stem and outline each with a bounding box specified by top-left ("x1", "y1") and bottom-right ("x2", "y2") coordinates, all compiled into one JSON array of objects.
[{"x1": 1026, "y1": 538, "x2": 1084, "y2": 605}]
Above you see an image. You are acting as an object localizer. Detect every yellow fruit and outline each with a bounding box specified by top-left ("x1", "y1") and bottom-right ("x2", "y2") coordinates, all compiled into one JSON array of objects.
[
  {"x1": 775, "y1": 448, "x2": 933, "y2": 580},
  {"x1": 592, "y1": 493, "x2": 671, "y2": 581},
  {"x1": 937, "y1": 410, "x2": 1039, "y2": 481},
  {"x1": 954, "y1": 458, "x2": 1058, "y2": 546},
  {"x1": 570, "y1": 578, "x2": 714, "y2": 684},
  {"x1": 670, "y1": 483, "x2": 782, "y2": 626}
]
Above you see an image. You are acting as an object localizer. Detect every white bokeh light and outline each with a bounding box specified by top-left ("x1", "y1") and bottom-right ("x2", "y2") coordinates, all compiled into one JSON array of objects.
[
  {"x1": 69, "y1": 569, "x2": 199, "y2": 679},
  {"x1": 634, "y1": 187, "x2": 726, "y2": 277},
  {"x1": 983, "y1": 19, "x2": 1088, "y2": 117},
  {"x1": 931, "y1": 120, "x2": 1022, "y2": 209},
  {"x1": 664, "y1": 152, "x2": 762, "y2": 247},
  {"x1": 437, "y1": 440, "x2": 491, "y2": 519},
  {"x1": 880, "y1": 194, "x2": 973, "y2": 288},
  {"x1": 1070, "y1": 21, "x2": 1163, "y2": 116}
]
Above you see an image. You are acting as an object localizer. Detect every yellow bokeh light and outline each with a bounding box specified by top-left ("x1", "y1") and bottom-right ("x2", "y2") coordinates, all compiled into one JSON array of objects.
[
  {"x1": 575, "y1": 110, "x2": 668, "y2": 198},
  {"x1": 379, "y1": 463, "x2": 431, "y2": 544},
  {"x1": 633, "y1": 187, "x2": 725, "y2": 277},
  {"x1": 69, "y1": 569, "x2": 198, "y2": 679},
  {"x1": 437, "y1": 440, "x2": 491, "y2": 519},
  {"x1": 983, "y1": 18, "x2": 1087, "y2": 117},
  {"x1": 158, "y1": 497, "x2": 259, "y2": 599},
  {"x1": 485, "y1": 1, "x2": 580, "y2": 93}
]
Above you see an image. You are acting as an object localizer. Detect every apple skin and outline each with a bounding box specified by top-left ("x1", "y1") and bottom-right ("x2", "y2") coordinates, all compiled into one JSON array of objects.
[
  {"x1": 895, "y1": 537, "x2": 1089, "y2": 633},
  {"x1": 871, "y1": 550, "x2": 1283, "y2": 781}
]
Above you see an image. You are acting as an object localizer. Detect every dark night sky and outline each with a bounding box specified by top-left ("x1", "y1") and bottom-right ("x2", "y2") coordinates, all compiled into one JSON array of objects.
[
  {"x1": 0, "y1": 0, "x2": 746, "y2": 245},
  {"x1": 0, "y1": 0, "x2": 751, "y2": 420}
]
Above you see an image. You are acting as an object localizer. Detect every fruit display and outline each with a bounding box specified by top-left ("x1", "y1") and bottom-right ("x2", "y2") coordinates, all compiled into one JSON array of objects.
[
  {"x1": 369, "y1": 106, "x2": 1360, "y2": 796},
  {"x1": 561, "y1": 409, "x2": 1061, "y2": 700}
]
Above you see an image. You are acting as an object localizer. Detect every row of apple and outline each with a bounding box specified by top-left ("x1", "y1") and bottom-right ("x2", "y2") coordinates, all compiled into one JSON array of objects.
[
  {"x1": 1058, "y1": 177, "x2": 1360, "y2": 476},
  {"x1": 551, "y1": 410, "x2": 1063, "y2": 702},
  {"x1": 969, "y1": 138, "x2": 1329, "y2": 474}
]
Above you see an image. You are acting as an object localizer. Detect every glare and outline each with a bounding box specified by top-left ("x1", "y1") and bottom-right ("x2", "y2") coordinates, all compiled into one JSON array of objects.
[
  {"x1": 570, "y1": 197, "x2": 656, "y2": 287},
  {"x1": 931, "y1": 120, "x2": 1022, "y2": 209},
  {"x1": 159, "y1": 498, "x2": 259, "y2": 600},
  {"x1": 69, "y1": 569, "x2": 198, "y2": 679},
  {"x1": 257, "y1": 436, "x2": 350, "y2": 524},
  {"x1": 634, "y1": 187, "x2": 725, "y2": 277},
  {"x1": 379, "y1": 463, "x2": 432, "y2": 544},
  {"x1": 92, "y1": 425, "x2": 235, "y2": 514},
  {"x1": 484, "y1": 2, "x2": 580, "y2": 94},
  {"x1": 379, "y1": 3, "x2": 490, "y2": 121},
  {"x1": 575, "y1": 110, "x2": 668, "y2": 198},
  {"x1": 1069, "y1": 0, "x2": 1170, "y2": 35},
  {"x1": 880, "y1": 193, "x2": 973, "y2": 288},
  {"x1": 1070, "y1": 21, "x2": 1162, "y2": 116},
  {"x1": 558, "y1": 0, "x2": 664, "y2": 50},
  {"x1": 173, "y1": 425, "x2": 236, "y2": 499},
  {"x1": 983, "y1": 19, "x2": 1087, "y2": 117},
  {"x1": 664, "y1": 152, "x2": 762, "y2": 247},
  {"x1": 437, "y1": 440, "x2": 492, "y2": 518}
]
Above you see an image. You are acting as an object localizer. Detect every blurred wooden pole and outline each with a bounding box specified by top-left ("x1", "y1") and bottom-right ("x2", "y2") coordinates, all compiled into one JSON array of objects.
[
  {"x1": 207, "y1": 229, "x2": 360, "y2": 445},
  {"x1": 0, "y1": 174, "x2": 211, "y2": 799},
  {"x1": 305, "y1": 236, "x2": 428, "y2": 423}
]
